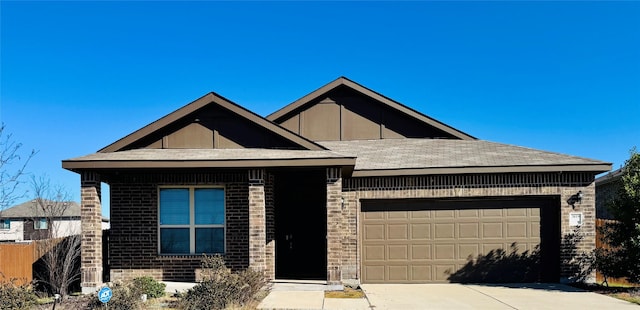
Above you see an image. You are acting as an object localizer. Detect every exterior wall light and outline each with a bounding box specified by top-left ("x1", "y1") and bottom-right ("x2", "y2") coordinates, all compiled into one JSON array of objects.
[{"x1": 568, "y1": 190, "x2": 583, "y2": 209}]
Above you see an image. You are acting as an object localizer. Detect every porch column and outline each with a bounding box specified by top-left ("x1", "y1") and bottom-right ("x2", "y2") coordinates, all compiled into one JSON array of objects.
[
  {"x1": 80, "y1": 171, "x2": 103, "y2": 293},
  {"x1": 327, "y1": 167, "x2": 343, "y2": 285},
  {"x1": 248, "y1": 169, "x2": 266, "y2": 274}
]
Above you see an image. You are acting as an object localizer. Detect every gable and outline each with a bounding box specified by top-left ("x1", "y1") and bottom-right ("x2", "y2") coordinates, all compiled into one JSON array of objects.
[
  {"x1": 268, "y1": 77, "x2": 475, "y2": 141},
  {"x1": 100, "y1": 93, "x2": 325, "y2": 152}
]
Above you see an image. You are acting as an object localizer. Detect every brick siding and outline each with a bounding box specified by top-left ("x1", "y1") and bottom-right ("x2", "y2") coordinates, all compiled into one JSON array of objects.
[{"x1": 106, "y1": 171, "x2": 249, "y2": 282}]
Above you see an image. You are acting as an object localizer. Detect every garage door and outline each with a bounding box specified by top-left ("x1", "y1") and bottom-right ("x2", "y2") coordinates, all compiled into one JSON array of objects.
[{"x1": 361, "y1": 198, "x2": 553, "y2": 283}]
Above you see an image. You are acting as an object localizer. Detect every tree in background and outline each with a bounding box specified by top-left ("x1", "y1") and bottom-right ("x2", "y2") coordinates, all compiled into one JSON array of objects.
[
  {"x1": 30, "y1": 176, "x2": 81, "y2": 299},
  {"x1": 0, "y1": 123, "x2": 36, "y2": 213},
  {"x1": 595, "y1": 148, "x2": 640, "y2": 283}
]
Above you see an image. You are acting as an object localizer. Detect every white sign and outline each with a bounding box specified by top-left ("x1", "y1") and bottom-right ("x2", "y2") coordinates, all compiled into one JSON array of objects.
[{"x1": 569, "y1": 212, "x2": 583, "y2": 226}]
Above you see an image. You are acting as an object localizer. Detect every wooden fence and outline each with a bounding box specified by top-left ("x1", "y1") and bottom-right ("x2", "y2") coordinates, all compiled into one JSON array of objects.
[
  {"x1": 0, "y1": 239, "x2": 63, "y2": 286},
  {"x1": 0, "y1": 242, "x2": 36, "y2": 285},
  {"x1": 595, "y1": 218, "x2": 635, "y2": 286}
]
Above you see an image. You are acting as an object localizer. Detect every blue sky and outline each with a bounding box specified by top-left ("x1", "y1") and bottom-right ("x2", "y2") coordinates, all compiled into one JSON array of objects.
[{"x1": 1, "y1": 1, "x2": 639, "y2": 218}]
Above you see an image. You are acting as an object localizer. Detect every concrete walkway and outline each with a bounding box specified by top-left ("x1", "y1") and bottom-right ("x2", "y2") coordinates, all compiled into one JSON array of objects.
[
  {"x1": 258, "y1": 282, "x2": 638, "y2": 310},
  {"x1": 257, "y1": 282, "x2": 370, "y2": 310}
]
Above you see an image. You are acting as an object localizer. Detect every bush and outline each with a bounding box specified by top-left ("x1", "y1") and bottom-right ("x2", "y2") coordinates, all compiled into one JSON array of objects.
[
  {"x1": 87, "y1": 281, "x2": 144, "y2": 310},
  {"x1": 0, "y1": 280, "x2": 38, "y2": 310},
  {"x1": 177, "y1": 255, "x2": 266, "y2": 310},
  {"x1": 132, "y1": 276, "x2": 165, "y2": 298}
]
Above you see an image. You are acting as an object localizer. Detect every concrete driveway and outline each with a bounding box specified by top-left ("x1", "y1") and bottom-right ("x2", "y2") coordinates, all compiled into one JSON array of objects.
[{"x1": 361, "y1": 283, "x2": 637, "y2": 310}]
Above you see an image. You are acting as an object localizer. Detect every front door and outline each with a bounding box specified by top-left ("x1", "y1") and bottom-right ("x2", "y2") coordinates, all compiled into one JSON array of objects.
[{"x1": 274, "y1": 170, "x2": 326, "y2": 280}]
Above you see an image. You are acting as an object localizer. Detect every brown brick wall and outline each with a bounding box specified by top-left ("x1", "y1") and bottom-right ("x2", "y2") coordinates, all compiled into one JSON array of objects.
[
  {"x1": 81, "y1": 171, "x2": 103, "y2": 291},
  {"x1": 265, "y1": 173, "x2": 275, "y2": 280},
  {"x1": 106, "y1": 171, "x2": 249, "y2": 282},
  {"x1": 340, "y1": 172, "x2": 597, "y2": 283},
  {"x1": 248, "y1": 169, "x2": 266, "y2": 275},
  {"x1": 326, "y1": 168, "x2": 342, "y2": 284}
]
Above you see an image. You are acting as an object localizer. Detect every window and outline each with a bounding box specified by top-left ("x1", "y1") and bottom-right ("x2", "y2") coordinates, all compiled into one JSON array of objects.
[
  {"x1": 34, "y1": 218, "x2": 48, "y2": 230},
  {"x1": 159, "y1": 187, "x2": 225, "y2": 254},
  {"x1": 0, "y1": 220, "x2": 9, "y2": 229}
]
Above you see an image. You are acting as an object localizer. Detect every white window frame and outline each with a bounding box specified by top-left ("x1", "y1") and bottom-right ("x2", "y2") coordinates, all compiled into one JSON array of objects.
[
  {"x1": 158, "y1": 186, "x2": 226, "y2": 255},
  {"x1": 34, "y1": 218, "x2": 48, "y2": 230},
  {"x1": 0, "y1": 219, "x2": 9, "y2": 230}
]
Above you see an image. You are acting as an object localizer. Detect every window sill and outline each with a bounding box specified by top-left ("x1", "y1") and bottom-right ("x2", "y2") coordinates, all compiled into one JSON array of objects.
[{"x1": 157, "y1": 254, "x2": 225, "y2": 260}]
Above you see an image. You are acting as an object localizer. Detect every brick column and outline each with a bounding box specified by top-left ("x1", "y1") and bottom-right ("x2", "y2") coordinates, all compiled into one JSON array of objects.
[
  {"x1": 248, "y1": 169, "x2": 266, "y2": 274},
  {"x1": 326, "y1": 167, "x2": 343, "y2": 285},
  {"x1": 80, "y1": 171, "x2": 103, "y2": 293}
]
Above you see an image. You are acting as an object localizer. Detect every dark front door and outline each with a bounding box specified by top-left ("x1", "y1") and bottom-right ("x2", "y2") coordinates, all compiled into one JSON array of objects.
[{"x1": 274, "y1": 169, "x2": 326, "y2": 280}]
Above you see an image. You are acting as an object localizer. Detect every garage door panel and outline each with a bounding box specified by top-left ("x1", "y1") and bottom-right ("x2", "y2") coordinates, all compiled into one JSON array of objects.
[
  {"x1": 506, "y1": 208, "x2": 528, "y2": 217},
  {"x1": 434, "y1": 223, "x2": 455, "y2": 239},
  {"x1": 434, "y1": 244, "x2": 455, "y2": 260},
  {"x1": 410, "y1": 210, "x2": 430, "y2": 219},
  {"x1": 435, "y1": 265, "x2": 456, "y2": 281},
  {"x1": 388, "y1": 266, "x2": 409, "y2": 281},
  {"x1": 458, "y1": 243, "x2": 479, "y2": 260},
  {"x1": 482, "y1": 222, "x2": 504, "y2": 238},
  {"x1": 364, "y1": 245, "x2": 385, "y2": 260},
  {"x1": 458, "y1": 223, "x2": 480, "y2": 239},
  {"x1": 410, "y1": 223, "x2": 431, "y2": 239},
  {"x1": 361, "y1": 199, "x2": 546, "y2": 283},
  {"x1": 435, "y1": 210, "x2": 455, "y2": 218},
  {"x1": 531, "y1": 222, "x2": 540, "y2": 237},
  {"x1": 411, "y1": 265, "x2": 431, "y2": 281},
  {"x1": 363, "y1": 265, "x2": 385, "y2": 282},
  {"x1": 364, "y1": 224, "x2": 385, "y2": 240},
  {"x1": 388, "y1": 224, "x2": 408, "y2": 239},
  {"x1": 482, "y1": 209, "x2": 503, "y2": 217},
  {"x1": 388, "y1": 245, "x2": 409, "y2": 260},
  {"x1": 411, "y1": 244, "x2": 431, "y2": 259},
  {"x1": 388, "y1": 211, "x2": 409, "y2": 219},
  {"x1": 506, "y1": 222, "x2": 528, "y2": 238}
]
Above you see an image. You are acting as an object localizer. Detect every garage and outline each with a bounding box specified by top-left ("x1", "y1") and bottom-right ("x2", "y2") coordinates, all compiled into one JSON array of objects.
[{"x1": 361, "y1": 197, "x2": 560, "y2": 283}]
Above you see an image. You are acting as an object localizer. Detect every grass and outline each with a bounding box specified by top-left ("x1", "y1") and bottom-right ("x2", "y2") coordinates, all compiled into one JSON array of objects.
[
  {"x1": 571, "y1": 282, "x2": 640, "y2": 305},
  {"x1": 324, "y1": 287, "x2": 366, "y2": 299}
]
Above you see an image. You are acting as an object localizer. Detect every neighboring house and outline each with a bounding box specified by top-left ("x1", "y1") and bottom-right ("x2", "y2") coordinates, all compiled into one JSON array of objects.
[
  {"x1": 0, "y1": 200, "x2": 81, "y2": 242},
  {"x1": 595, "y1": 168, "x2": 623, "y2": 220},
  {"x1": 62, "y1": 77, "x2": 611, "y2": 292},
  {"x1": 0, "y1": 200, "x2": 109, "y2": 242}
]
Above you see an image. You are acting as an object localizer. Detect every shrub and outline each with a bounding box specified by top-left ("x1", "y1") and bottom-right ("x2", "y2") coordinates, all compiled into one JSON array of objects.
[
  {"x1": 0, "y1": 280, "x2": 38, "y2": 310},
  {"x1": 177, "y1": 255, "x2": 266, "y2": 310},
  {"x1": 132, "y1": 276, "x2": 165, "y2": 298},
  {"x1": 87, "y1": 281, "x2": 144, "y2": 310}
]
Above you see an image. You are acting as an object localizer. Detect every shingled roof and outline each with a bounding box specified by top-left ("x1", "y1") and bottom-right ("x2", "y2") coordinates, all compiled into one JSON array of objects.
[
  {"x1": 319, "y1": 139, "x2": 611, "y2": 177},
  {"x1": 1, "y1": 200, "x2": 80, "y2": 218},
  {"x1": 62, "y1": 148, "x2": 356, "y2": 170}
]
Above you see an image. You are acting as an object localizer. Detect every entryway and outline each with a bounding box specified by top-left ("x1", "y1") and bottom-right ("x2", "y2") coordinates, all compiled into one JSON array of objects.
[{"x1": 274, "y1": 169, "x2": 327, "y2": 280}]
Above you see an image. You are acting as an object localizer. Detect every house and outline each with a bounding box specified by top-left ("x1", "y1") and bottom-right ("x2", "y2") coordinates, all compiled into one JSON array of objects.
[
  {"x1": 595, "y1": 168, "x2": 623, "y2": 220},
  {"x1": 62, "y1": 77, "x2": 611, "y2": 292},
  {"x1": 0, "y1": 200, "x2": 109, "y2": 242}
]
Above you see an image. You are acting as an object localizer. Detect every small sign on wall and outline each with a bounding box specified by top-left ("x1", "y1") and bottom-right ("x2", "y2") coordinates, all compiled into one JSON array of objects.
[{"x1": 569, "y1": 212, "x2": 583, "y2": 226}]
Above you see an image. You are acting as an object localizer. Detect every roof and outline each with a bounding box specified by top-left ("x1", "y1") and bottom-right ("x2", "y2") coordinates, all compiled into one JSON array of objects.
[
  {"x1": 1, "y1": 200, "x2": 80, "y2": 218},
  {"x1": 319, "y1": 139, "x2": 612, "y2": 177},
  {"x1": 595, "y1": 168, "x2": 623, "y2": 186},
  {"x1": 267, "y1": 76, "x2": 476, "y2": 140},
  {"x1": 99, "y1": 92, "x2": 327, "y2": 153},
  {"x1": 62, "y1": 148, "x2": 356, "y2": 170}
]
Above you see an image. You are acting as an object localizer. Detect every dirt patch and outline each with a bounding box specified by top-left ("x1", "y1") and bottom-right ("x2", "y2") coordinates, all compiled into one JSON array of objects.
[{"x1": 324, "y1": 287, "x2": 366, "y2": 299}]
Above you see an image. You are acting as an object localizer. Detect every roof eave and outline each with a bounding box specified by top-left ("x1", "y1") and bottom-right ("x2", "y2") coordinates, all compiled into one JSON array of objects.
[
  {"x1": 351, "y1": 163, "x2": 613, "y2": 177},
  {"x1": 62, "y1": 157, "x2": 357, "y2": 170}
]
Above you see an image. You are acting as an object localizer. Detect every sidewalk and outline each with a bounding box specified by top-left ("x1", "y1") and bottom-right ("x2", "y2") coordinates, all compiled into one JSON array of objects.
[{"x1": 257, "y1": 281, "x2": 371, "y2": 310}]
